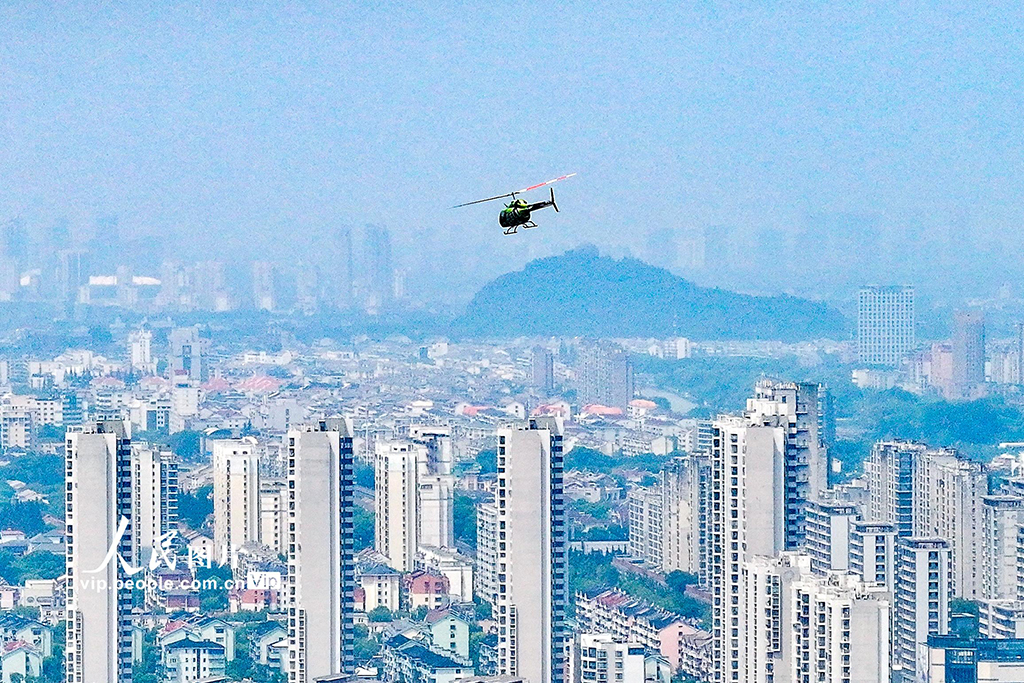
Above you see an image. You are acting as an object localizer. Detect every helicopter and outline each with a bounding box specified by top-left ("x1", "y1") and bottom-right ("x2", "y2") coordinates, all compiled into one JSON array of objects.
[{"x1": 453, "y1": 173, "x2": 576, "y2": 235}]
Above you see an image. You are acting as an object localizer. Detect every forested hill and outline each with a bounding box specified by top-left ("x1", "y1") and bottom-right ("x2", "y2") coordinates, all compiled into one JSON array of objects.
[{"x1": 456, "y1": 248, "x2": 847, "y2": 340}]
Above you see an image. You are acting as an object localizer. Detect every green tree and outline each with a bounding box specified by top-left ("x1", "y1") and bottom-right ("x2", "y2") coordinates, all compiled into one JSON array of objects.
[
  {"x1": 353, "y1": 507, "x2": 374, "y2": 551},
  {"x1": 177, "y1": 485, "x2": 213, "y2": 530},
  {"x1": 453, "y1": 494, "x2": 477, "y2": 548},
  {"x1": 367, "y1": 606, "x2": 393, "y2": 622},
  {"x1": 0, "y1": 501, "x2": 47, "y2": 536},
  {"x1": 168, "y1": 430, "x2": 203, "y2": 460},
  {"x1": 474, "y1": 449, "x2": 497, "y2": 474}
]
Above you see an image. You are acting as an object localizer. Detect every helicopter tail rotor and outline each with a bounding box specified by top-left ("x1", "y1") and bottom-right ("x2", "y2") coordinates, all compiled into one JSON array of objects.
[{"x1": 550, "y1": 187, "x2": 559, "y2": 212}]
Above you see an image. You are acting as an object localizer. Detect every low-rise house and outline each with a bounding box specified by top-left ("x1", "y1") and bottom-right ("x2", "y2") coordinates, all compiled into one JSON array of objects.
[
  {"x1": 163, "y1": 637, "x2": 227, "y2": 683},
  {"x1": 0, "y1": 640, "x2": 43, "y2": 683},
  {"x1": 0, "y1": 614, "x2": 51, "y2": 657},
  {"x1": 424, "y1": 609, "x2": 470, "y2": 661},
  {"x1": 357, "y1": 562, "x2": 401, "y2": 612},
  {"x1": 249, "y1": 621, "x2": 288, "y2": 669},
  {"x1": 404, "y1": 570, "x2": 450, "y2": 611},
  {"x1": 415, "y1": 546, "x2": 474, "y2": 604},
  {"x1": 380, "y1": 634, "x2": 474, "y2": 683},
  {"x1": 575, "y1": 588, "x2": 711, "y2": 679}
]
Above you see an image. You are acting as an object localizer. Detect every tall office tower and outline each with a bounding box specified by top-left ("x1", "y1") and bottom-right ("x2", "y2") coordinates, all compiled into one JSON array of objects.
[
  {"x1": 627, "y1": 486, "x2": 663, "y2": 568},
  {"x1": 979, "y1": 496, "x2": 1024, "y2": 601},
  {"x1": 259, "y1": 479, "x2": 288, "y2": 556},
  {"x1": 661, "y1": 454, "x2": 711, "y2": 579},
  {"x1": 212, "y1": 438, "x2": 261, "y2": 566},
  {"x1": 709, "y1": 416, "x2": 789, "y2": 683},
  {"x1": 194, "y1": 260, "x2": 229, "y2": 312},
  {"x1": 66, "y1": 421, "x2": 133, "y2": 683},
  {"x1": 952, "y1": 310, "x2": 986, "y2": 396},
  {"x1": 850, "y1": 521, "x2": 897, "y2": 591},
  {"x1": 252, "y1": 261, "x2": 277, "y2": 311},
  {"x1": 913, "y1": 449, "x2": 985, "y2": 599},
  {"x1": 857, "y1": 285, "x2": 916, "y2": 366},
  {"x1": 567, "y1": 633, "x2": 646, "y2": 683},
  {"x1": 803, "y1": 500, "x2": 857, "y2": 574},
  {"x1": 866, "y1": 441, "x2": 925, "y2": 537},
  {"x1": 128, "y1": 329, "x2": 155, "y2": 374},
  {"x1": 167, "y1": 326, "x2": 209, "y2": 384},
  {"x1": 894, "y1": 538, "x2": 951, "y2": 682},
  {"x1": 374, "y1": 442, "x2": 421, "y2": 572},
  {"x1": 332, "y1": 225, "x2": 354, "y2": 307},
  {"x1": 364, "y1": 225, "x2": 393, "y2": 310},
  {"x1": 745, "y1": 380, "x2": 830, "y2": 548},
  {"x1": 532, "y1": 346, "x2": 555, "y2": 395},
  {"x1": 287, "y1": 418, "x2": 356, "y2": 682},
  {"x1": 475, "y1": 500, "x2": 499, "y2": 605},
  {"x1": 790, "y1": 572, "x2": 892, "y2": 683},
  {"x1": 495, "y1": 418, "x2": 567, "y2": 683},
  {"x1": 576, "y1": 344, "x2": 634, "y2": 410},
  {"x1": 130, "y1": 445, "x2": 179, "y2": 565}
]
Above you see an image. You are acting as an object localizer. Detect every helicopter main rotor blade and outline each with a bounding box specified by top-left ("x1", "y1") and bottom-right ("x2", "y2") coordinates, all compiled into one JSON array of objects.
[
  {"x1": 515, "y1": 173, "x2": 576, "y2": 195},
  {"x1": 451, "y1": 193, "x2": 515, "y2": 209}
]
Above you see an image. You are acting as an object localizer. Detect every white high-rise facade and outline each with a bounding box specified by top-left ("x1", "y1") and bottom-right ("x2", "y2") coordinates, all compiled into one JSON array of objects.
[
  {"x1": 259, "y1": 478, "x2": 288, "y2": 556},
  {"x1": 850, "y1": 521, "x2": 897, "y2": 591},
  {"x1": 496, "y1": 418, "x2": 567, "y2": 683},
  {"x1": 374, "y1": 441, "x2": 421, "y2": 572},
  {"x1": 894, "y1": 537, "x2": 951, "y2": 682},
  {"x1": 661, "y1": 454, "x2": 710, "y2": 578},
  {"x1": 857, "y1": 285, "x2": 915, "y2": 366},
  {"x1": 128, "y1": 329, "x2": 155, "y2": 374},
  {"x1": 913, "y1": 449, "x2": 984, "y2": 598},
  {"x1": 475, "y1": 500, "x2": 499, "y2": 605},
  {"x1": 567, "y1": 633, "x2": 646, "y2": 683},
  {"x1": 627, "y1": 486, "x2": 663, "y2": 567},
  {"x1": 979, "y1": 495, "x2": 1024, "y2": 601},
  {"x1": 287, "y1": 418, "x2": 355, "y2": 682},
  {"x1": 130, "y1": 444, "x2": 178, "y2": 565},
  {"x1": 66, "y1": 420, "x2": 133, "y2": 683},
  {"x1": 212, "y1": 438, "x2": 261, "y2": 566}
]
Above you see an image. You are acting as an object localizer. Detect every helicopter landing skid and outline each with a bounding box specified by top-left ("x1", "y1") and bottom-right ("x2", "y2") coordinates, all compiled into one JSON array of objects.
[{"x1": 503, "y1": 221, "x2": 538, "y2": 235}]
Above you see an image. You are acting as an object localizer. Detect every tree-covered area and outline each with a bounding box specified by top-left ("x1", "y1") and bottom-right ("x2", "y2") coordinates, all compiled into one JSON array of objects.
[
  {"x1": 565, "y1": 445, "x2": 673, "y2": 474},
  {"x1": 0, "y1": 453, "x2": 65, "y2": 520},
  {"x1": 568, "y1": 551, "x2": 707, "y2": 626},
  {"x1": 177, "y1": 484, "x2": 213, "y2": 531},
  {"x1": 454, "y1": 493, "x2": 477, "y2": 549},
  {"x1": 353, "y1": 506, "x2": 374, "y2": 551},
  {"x1": 0, "y1": 550, "x2": 64, "y2": 585}
]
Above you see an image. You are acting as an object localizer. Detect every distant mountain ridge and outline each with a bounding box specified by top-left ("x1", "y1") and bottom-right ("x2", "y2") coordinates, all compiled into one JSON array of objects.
[{"x1": 456, "y1": 247, "x2": 847, "y2": 340}]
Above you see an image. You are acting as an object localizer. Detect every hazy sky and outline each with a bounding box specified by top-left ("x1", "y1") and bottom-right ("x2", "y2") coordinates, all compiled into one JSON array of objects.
[{"x1": 2, "y1": 2, "x2": 1023, "y2": 296}]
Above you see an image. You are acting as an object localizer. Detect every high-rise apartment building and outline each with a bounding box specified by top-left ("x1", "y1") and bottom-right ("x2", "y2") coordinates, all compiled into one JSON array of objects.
[
  {"x1": 128, "y1": 329, "x2": 155, "y2": 374},
  {"x1": 212, "y1": 438, "x2": 261, "y2": 567},
  {"x1": 287, "y1": 418, "x2": 356, "y2": 682},
  {"x1": 866, "y1": 441, "x2": 925, "y2": 537},
  {"x1": 495, "y1": 418, "x2": 567, "y2": 683},
  {"x1": 567, "y1": 633, "x2": 646, "y2": 683},
  {"x1": 661, "y1": 454, "x2": 711, "y2": 580},
  {"x1": 365, "y1": 225, "x2": 393, "y2": 311},
  {"x1": 710, "y1": 416, "x2": 788, "y2": 682},
  {"x1": 167, "y1": 326, "x2": 209, "y2": 384},
  {"x1": 745, "y1": 380, "x2": 830, "y2": 549},
  {"x1": 803, "y1": 500, "x2": 857, "y2": 574},
  {"x1": 375, "y1": 442, "x2": 420, "y2": 572},
  {"x1": 475, "y1": 500, "x2": 499, "y2": 606},
  {"x1": 952, "y1": 310, "x2": 986, "y2": 397},
  {"x1": 66, "y1": 420, "x2": 133, "y2": 683},
  {"x1": 913, "y1": 449, "x2": 984, "y2": 599},
  {"x1": 857, "y1": 285, "x2": 916, "y2": 366},
  {"x1": 850, "y1": 521, "x2": 897, "y2": 591},
  {"x1": 627, "y1": 486, "x2": 663, "y2": 568},
  {"x1": 130, "y1": 444, "x2": 178, "y2": 565},
  {"x1": 259, "y1": 478, "x2": 288, "y2": 556},
  {"x1": 979, "y1": 495, "x2": 1024, "y2": 602},
  {"x1": 894, "y1": 537, "x2": 951, "y2": 682},
  {"x1": 577, "y1": 344, "x2": 634, "y2": 410},
  {"x1": 532, "y1": 346, "x2": 555, "y2": 395}
]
